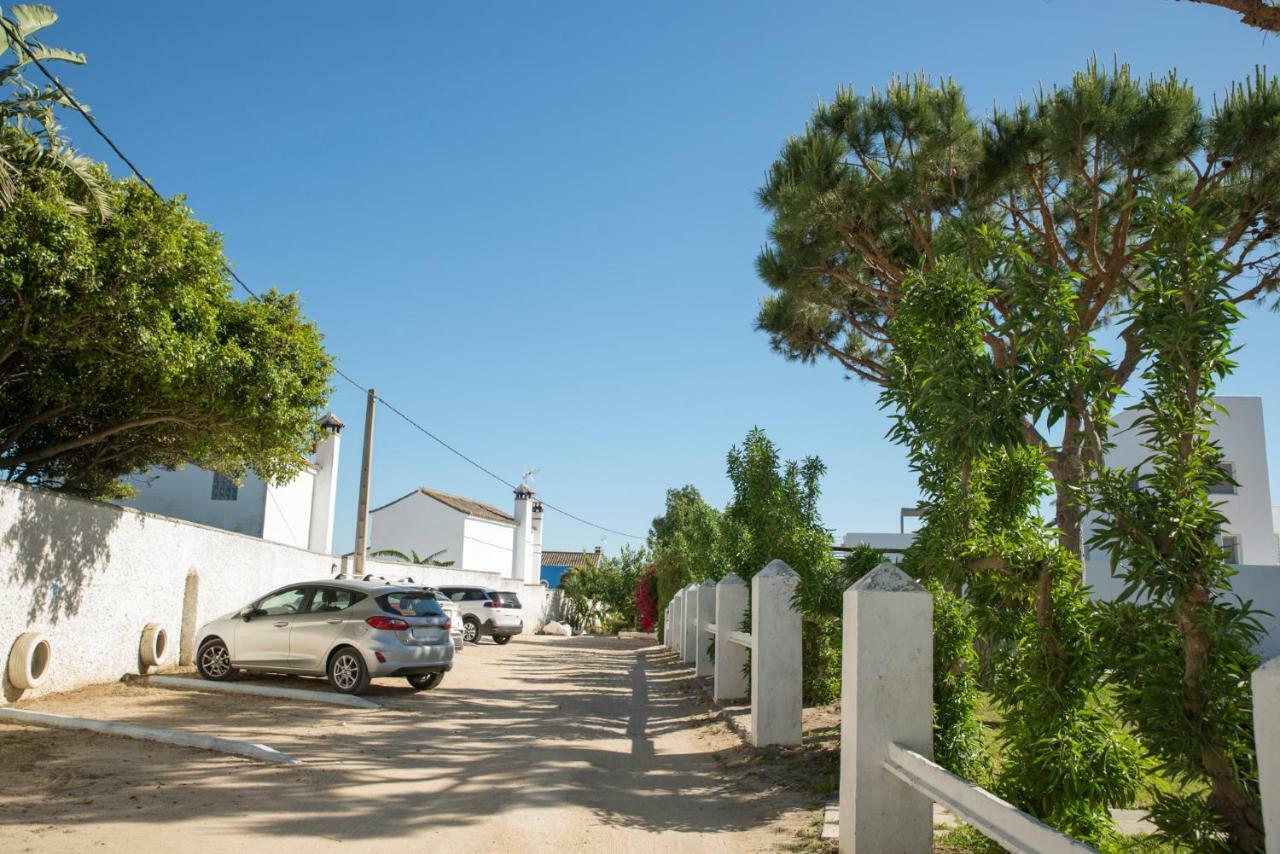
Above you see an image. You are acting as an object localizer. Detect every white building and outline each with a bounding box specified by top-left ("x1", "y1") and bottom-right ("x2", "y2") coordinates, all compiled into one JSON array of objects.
[
  {"x1": 118, "y1": 412, "x2": 343, "y2": 554},
  {"x1": 369, "y1": 484, "x2": 544, "y2": 583}
]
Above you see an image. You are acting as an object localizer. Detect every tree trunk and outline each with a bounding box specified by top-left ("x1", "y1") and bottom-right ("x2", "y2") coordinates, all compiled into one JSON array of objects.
[{"x1": 1052, "y1": 424, "x2": 1087, "y2": 568}]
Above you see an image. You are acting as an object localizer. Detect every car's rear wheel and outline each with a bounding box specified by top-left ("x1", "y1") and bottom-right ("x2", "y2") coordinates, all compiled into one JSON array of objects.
[
  {"x1": 328, "y1": 647, "x2": 370, "y2": 694},
  {"x1": 493, "y1": 635, "x2": 511, "y2": 646},
  {"x1": 196, "y1": 639, "x2": 237, "y2": 681},
  {"x1": 407, "y1": 672, "x2": 443, "y2": 691},
  {"x1": 462, "y1": 617, "x2": 480, "y2": 644}
]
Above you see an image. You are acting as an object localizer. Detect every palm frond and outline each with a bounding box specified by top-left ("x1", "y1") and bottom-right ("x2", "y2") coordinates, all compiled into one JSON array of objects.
[{"x1": 8, "y1": 5, "x2": 58, "y2": 40}]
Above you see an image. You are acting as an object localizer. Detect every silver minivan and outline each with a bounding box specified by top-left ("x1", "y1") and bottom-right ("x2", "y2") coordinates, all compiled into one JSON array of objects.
[{"x1": 194, "y1": 579, "x2": 453, "y2": 694}]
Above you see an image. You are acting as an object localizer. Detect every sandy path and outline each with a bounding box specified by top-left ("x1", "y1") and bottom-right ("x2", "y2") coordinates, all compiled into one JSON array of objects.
[{"x1": 0, "y1": 635, "x2": 809, "y2": 853}]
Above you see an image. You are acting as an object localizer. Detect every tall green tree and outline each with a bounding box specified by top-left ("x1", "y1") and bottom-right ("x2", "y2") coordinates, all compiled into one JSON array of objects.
[
  {"x1": 757, "y1": 61, "x2": 1280, "y2": 561},
  {"x1": 649, "y1": 484, "x2": 729, "y2": 635},
  {"x1": 1092, "y1": 203, "x2": 1264, "y2": 851},
  {"x1": 0, "y1": 172, "x2": 332, "y2": 497}
]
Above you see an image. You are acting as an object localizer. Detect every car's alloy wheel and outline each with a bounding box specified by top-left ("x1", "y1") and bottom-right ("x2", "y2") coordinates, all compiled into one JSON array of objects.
[
  {"x1": 407, "y1": 672, "x2": 443, "y2": 691},
  {"x1": 197, "y1": 639, "x2": 235, "y2": 681},
  {"x1": 328, "y1": 648, "x2": 369, "y2": 694},
  {"x1": 462, "y1": 619, "x2": 479, "y2": 644}
]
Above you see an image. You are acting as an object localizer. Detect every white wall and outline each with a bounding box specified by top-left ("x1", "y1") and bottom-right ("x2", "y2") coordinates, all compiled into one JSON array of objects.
[
  {"x1": 0, "y1": 482, "x2": 339, "y2": 703},
  {"x1": 463, "y1": 516, "x2": 517, "y2": 575},
  {"x1": 0, "y1": 483, "x2": 551, "y2": 705},
  {"x1": 120, "y1": 464, "x2": 270, "y2": 538},
  {"x1": 261, "y1": 469, "x2": 316, "y2": 550},
  {"x1": 368, "y1": 491, "x2": 465, "y2": 567},
  {"x1": 1102, "y1": 396, "x2": 1277, "y2": 566}
]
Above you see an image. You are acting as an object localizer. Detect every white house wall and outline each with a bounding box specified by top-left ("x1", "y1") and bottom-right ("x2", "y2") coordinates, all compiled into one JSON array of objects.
[
  {"x1": 120, "y1": 465, "x2": 269, "y2": 538},
  {"x1": 462, "y1": 516, "x2": 517, "y2": 575},
  {"x1": 261, "y1": 469, "x2": 316, "y2": 550},
  {"x1": 368, "y1": 491, "x2": 465, "y2": 567}
]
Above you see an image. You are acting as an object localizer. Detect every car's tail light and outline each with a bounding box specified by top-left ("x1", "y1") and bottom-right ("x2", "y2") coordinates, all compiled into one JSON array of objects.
[
  {"x1": 443, "y1": 618, "x2": 452, "y2": 631},
  {"x1": 366, "y1": 615, "x2": 409, "y2": 631}
]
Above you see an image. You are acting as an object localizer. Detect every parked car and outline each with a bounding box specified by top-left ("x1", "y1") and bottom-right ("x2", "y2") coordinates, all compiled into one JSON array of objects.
[
  {"x1": 438, "y1": 586, "x2": 524, "y2": 644},
  {"x1": 430, "y1": 590, "x2": 465, "y2": 652},
  {"x1": 194, "y1": 579, "x2": 453, "y2": 694}
]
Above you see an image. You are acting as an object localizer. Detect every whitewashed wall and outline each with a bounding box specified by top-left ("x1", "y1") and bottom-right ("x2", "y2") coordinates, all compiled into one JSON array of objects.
[
  {"x1": 261, "y1": 470, "x2": 317, "y2": 550},
  {"x1": 463, "y1": 516, "x2": 517, "y2": 575},
  {"x1": 0, "y1": 482, "x2": 549, "y2": 704},
  {"x1": 120, "y1": 464, "x2": 271, "y2": 538},
  {"x1": 369, "y1": 491, "x2": 466, "y2": 566}
]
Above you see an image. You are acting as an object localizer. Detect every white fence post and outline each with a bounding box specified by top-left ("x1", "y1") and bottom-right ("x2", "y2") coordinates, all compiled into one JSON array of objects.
[
  {"x1": 1254, "y1": 656, "x2": 1280, "y2": 849},
  {"x1": 663, "y1": 602, "x2": 670, "y2": 648},
  {"x1": 672, "y1": 590, "x2": 684, "y2": 657},
  {"x1": 696, "y1": 579, "x2": 715, "y2": 677},
  {"x1": 682, "y1": 583, "x2": 698, "y2": 665},
  {"x1": 840, "y1": 563, "x2": 933, "y2": 854},
  {"x1": 751, "y1": 560, "x2": 802, "y2": 747},
  {"x1": 714, "y1": 573, "x2": 749, "y2": 702}
]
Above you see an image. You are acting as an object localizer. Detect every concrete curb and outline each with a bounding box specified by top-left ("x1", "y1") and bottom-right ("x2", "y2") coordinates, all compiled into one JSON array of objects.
[
  {"x1": 0, "y1": 707, "x2": 299, "y2": 765},
  {"x1": 137, "y1": 674, "x2": 380, "y2": 710},
  {"x1": 617, "y1": 631, "x2": 657, "y2": 641}
]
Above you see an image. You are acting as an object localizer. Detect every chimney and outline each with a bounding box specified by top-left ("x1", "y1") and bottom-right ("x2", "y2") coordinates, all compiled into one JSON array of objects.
[
  {"x1": 308, "y1": 412, "x2": 344, "y2": 554},
  {"x1": 531, "y1": 501, "x2": 544, "y2": 584},
  {"x1": 512, "y1": 484, "x2": 535, "y2": 582}
]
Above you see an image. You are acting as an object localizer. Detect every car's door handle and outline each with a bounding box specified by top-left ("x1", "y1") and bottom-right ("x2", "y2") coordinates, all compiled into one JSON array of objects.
[
  {"x1": 273, "y1": 621, "x2": 289, "y2": 628},
  {"x1": 326, "y1": 619, "x2": 341, "y2": 625}
]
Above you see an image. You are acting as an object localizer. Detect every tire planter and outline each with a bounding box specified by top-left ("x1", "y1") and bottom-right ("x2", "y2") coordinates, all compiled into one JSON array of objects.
[
  {"x1": 7, "y1": 631, "x2": 51, "y2": 691},
  {"x1": 139, "y1": 623, "x2": 168, "y2": 669}
]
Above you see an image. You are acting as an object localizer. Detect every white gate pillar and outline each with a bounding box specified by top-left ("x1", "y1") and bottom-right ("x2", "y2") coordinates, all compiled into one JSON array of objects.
[
  {"x1": 840, "y1": 563, "x2": 933, "y2": 854},
  {"x1": 751, "y1": 560, "x2": 802, "y2": 747},
  {"x1": 695, "y1": 579, "x2": 715, "y2": 677},
  {"x1": 681, "y1": 583, "x2": 698, "y2": 665},
  {"x1": 714, "y1": 573, "x2": 749, "y2": 702}
]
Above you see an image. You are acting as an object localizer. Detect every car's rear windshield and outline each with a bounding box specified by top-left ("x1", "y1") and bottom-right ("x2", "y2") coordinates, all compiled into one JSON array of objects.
[
  {"x1": 489, "y1": 591, "x2": 522, "y2": 609},
  {"x1": 378, "y1": 592, "x2": 445, "y2": 617}
]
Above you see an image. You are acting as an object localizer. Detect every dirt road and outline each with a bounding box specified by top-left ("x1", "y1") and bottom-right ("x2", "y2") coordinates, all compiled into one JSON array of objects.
[{"x1": 0, "y1": 635, "x2": 811, "y2": 853}]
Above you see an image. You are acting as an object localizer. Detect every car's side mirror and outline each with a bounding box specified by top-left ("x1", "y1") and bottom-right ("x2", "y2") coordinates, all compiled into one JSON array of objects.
[{"x1": 242, "y1": 607, "x2": 266, "y2": 621}]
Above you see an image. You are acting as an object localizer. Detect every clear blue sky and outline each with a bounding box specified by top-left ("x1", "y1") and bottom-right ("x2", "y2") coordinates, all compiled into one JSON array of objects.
[{"x1": 47, "y1": 0, "x2": 1280, "y2": 556}]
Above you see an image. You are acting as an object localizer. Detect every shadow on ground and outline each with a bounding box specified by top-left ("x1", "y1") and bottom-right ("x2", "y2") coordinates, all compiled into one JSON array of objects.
[{"x1": 0, "y1": 635, "x2": 805, "y2": 847}]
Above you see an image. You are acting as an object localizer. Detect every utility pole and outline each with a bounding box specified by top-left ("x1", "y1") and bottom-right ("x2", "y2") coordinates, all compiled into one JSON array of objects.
[{"x1": 352, "y1": 388, "x2": 375, "y2": 578}]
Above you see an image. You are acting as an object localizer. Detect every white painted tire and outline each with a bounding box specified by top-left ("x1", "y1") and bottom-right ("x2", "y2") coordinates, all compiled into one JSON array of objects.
[
  {"x1": 139, "y1": 624, "x2": 168, "y2": 669},
  {"x1": 8, "y1": 631, "x2": 51, "y2": 691}
]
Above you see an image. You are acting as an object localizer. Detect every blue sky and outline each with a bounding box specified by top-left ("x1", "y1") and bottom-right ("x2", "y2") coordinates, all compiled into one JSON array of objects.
[{"x1": 47, "y1": 1, "x2": 1280, "y2": 556}]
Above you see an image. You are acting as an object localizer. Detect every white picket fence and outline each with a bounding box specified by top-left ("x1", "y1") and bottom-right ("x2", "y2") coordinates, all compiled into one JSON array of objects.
[
  {"x1": 661, "y1": 559, "x2": 802, "y2": 747},
  {"x1": 663, "y1": 561, "x2": 1280, "y2": 853}
]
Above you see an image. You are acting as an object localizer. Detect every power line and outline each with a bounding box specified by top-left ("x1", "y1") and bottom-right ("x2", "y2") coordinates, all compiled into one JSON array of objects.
[{"x1": 4, "y1": 19, "x2": 643, "y2": 542}]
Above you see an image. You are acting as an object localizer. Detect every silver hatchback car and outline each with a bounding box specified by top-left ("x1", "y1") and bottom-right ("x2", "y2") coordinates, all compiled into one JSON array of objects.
[{"x1": 194, "y1": 579, "x2": 453, "y2": 694}]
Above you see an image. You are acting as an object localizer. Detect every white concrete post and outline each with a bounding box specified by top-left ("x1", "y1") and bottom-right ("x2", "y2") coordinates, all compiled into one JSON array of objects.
[
  {"x1": 750, "y1": 560, "x2": 802, "y2": 747},
  {"x1": 714, "y1": 573, "x2": 749, "y2": 702},
  {"x1": 840, "y1": 563, "x2": 933, "y2": 854},
  {"x1": 682, "y1": 583, "x2": 698, "y2": 665},
  {"x1": 1253, "y1": 655, "x2": 1280, "y2": 850},
  {"x1": 695, "y1": 579, "x2": 715, "y2": 677},
  {"x1": 663, "y1": 602, "x2": 671, "y2": 648},
  {"x1": 672, "y1": 590, "x2": 685, "y2": 657}
]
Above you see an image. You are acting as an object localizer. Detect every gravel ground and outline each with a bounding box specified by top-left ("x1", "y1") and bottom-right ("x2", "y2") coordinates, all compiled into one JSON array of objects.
[{"x1": 0, "y1": 634, "x2": 812, "y2": 853}]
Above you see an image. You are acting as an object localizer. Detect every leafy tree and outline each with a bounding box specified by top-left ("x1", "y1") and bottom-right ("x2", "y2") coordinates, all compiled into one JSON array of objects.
[
  {"x1": 633, "y1": 563, "x2": 658, "y2": 632},
  {"x1": 0, "y1": 4, "x2": 110, "y2": 216},
  {"x1": 370, "y1": 548, "x2": 455, "y2": 567},
  {"x1": 0, "y1": 173, "x2": 332, "y2": 497},
  {"x1": 883, "y1": 251, "x2": 1141, "y2": 844},
  {"x1": 560, "y1": 545, "x2": 649, "y2": 633},
  {"x1": 649, "y1": 484, "x2": 729, "y2": 639},
  {"x1": 756, "y1": 61, "x2": 1280, "y2": 561},
  {"x1": 1091, "y1": 202, "x2": 1264, "y2": 851}
]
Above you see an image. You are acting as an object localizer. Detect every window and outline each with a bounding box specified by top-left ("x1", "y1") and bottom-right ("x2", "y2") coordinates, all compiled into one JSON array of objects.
[
  {"x1": 378, "y1": 592, "x2": 444, "y2": 617},
  {"x1": 1221, "y1": 534, "x2": 1241, "y2": 565},
  {"x1": 257, "y1": 587, "x2": 308, "y2": 616},
  {"x1": 211, "y1": 473, "x2": 238, "y2": 501},
  {"x1": 1208, "y1": 462, "x2": 1237, "y2": 495},
  {"x1": 309, "y1": 588, "x2": 364, "y2": 613},
  {"x1": 489, "y1": 591, "x2": 522, "y2": 609}
]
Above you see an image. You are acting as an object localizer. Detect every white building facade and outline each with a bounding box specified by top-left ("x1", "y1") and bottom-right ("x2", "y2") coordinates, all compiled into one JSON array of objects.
[
  {"x1": 118, "y1": 412, "x2": 343, "y2": 554},
  {"x1": 369, "y1": 485, "x2": 544, "y2": 582}
]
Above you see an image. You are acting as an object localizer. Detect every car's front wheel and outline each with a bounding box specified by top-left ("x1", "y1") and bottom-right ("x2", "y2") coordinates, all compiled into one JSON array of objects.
[
  {"x1": 492, "y1": 635, "x2": 511, "y2": 646},
  {"x1": 327, "y1": 647, "x2": 370, "y2": 694},
  {"x1": 196, "y1": 638, "x2": 237, "y2": 681},
  {"x1": 462, "y1": 617, "x2": 480, "y2": 644},
  {"x1": 407, "y1": 672, "x2": 443, "y2": 691}
]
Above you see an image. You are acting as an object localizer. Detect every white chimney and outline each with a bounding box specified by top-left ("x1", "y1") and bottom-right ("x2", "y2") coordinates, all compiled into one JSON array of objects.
[
  {"x1": 308, "y1": 412, "x2": 344, "y2": 554},
  {"x1": 530, "y1": 501, "x2": 544, "y2": 584},
  {"x1": 512, "y1": 484, "x2": 534, "y2": 582}
]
